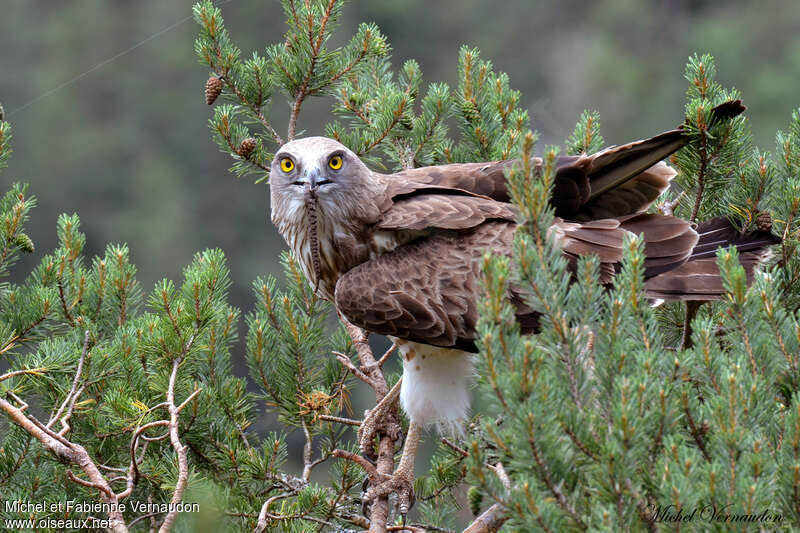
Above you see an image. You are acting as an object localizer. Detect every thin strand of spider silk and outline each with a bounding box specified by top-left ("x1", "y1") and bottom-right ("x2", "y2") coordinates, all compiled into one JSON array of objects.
[{"x1": 7, "y1": 0, "x2": 236, "y2": 118}]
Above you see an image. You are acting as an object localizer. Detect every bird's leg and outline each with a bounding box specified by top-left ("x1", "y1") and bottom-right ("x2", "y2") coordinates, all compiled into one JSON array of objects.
[
  {"x1": 365, "y1": 420, "x2": 422, "y2": 517},
  {"x1": 358, "y1": 377, "x2": 403, "y2": 458}
]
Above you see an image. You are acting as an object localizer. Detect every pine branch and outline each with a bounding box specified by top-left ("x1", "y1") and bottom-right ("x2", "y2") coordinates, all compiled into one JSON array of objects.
[
  {"x1": 0, "y1": 396, "x2": 129, "y2": 532},
  {"x1": 338, "y1": 319, "x2": 402, "y2": 533},
  {"x1": 461, "y1": 504, "x2": 508, "y2": 533},
  {"x1": 158, "y1": 332, "x2": 197, "y2": 533}
]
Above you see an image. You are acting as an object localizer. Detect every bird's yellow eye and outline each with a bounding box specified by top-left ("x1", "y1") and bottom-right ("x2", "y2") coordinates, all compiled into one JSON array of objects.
[
  {"x1": 280, "y1": 158, "x2": 294, "y2": 173},
  {"x1": 328, "y1": 155, "x2": 343, "y2": 170}
]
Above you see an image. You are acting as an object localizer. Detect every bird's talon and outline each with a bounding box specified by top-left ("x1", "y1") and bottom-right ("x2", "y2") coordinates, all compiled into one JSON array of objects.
[
  {"x1": 363, "y1": 470, "x2": 415, "y2": 515},
  {"x1": 358, "y1": 408, "x2": 380, "y2": 458}
]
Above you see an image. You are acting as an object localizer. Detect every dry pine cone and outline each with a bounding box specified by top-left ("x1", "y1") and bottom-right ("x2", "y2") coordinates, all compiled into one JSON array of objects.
[
  {"x1": 756, "y1": 211, "x2": 773, "y2": 232},
  {"x1": 237, "y1": 137, "x2": 257, "y2": 158},
  {"x1": 205, "y1": 76, "x2": 223, "y2": 105}
]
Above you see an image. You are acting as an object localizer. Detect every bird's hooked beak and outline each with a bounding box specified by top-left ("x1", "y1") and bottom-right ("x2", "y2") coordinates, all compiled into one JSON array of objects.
[{"x1": 300, "y1": 167, "x2": 333, "y2": 190}]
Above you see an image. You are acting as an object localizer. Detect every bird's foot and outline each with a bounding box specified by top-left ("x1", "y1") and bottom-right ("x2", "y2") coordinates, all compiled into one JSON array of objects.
[
  {"x1": 357, "y1": 407, "x2": 402, "y2": 458},
  {"x1": 364, "y1": 468, "x2": 416, "y2": 517},
  {"x1": 357, "y1": 379, "x2": 403, "y2": 459}
]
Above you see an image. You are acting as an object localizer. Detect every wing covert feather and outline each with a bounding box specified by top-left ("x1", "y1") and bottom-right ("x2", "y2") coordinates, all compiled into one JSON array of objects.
[
  {"x1": 378, "y1": 194, "x2": 517, "y2": 231},
  {"x1": 335, "y1": 222, "x2": 533, "y2": 351}
]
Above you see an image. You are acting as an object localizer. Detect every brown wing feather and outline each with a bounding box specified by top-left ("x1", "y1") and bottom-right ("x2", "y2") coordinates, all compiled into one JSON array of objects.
[
  {"x1": 378, "y1": 194, "x2": 516, "y2": 231},
  {"x1": 550, "y1": 213, "x2": 698, "y2": 281},
  {"x1": 379, "y1": 101, "x2": 745, "y2": 223},
  {"x1": 387, "y1": 161, "x2": 515, "y2": 202},
  {"x1": 574, "y1": 162, "x2": 676, "y2": 221},
  {"x1": 335, "y1": 221, "x2": 533, "y2": 352},
  {"x1": 645, "y1": 253, "x2": 766, "y2": 300}
]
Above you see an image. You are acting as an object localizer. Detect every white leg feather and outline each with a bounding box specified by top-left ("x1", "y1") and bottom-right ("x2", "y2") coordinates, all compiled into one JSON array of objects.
[{"x1": 396, "y1": 340, "x2": 474, "y2": 436}]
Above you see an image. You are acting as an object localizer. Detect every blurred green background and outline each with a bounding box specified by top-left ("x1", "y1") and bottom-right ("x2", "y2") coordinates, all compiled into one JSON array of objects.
[{"x1": 2, "y1": 0, "x2": 799, "y2": 366}]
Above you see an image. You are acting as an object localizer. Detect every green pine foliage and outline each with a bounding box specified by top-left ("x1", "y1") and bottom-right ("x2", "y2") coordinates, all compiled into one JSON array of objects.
[
  {"x1": 465, "y1": 56, "x2": 800, "y2": 533},
  {"x1": 566, "y1": 109, "x2": 604, "y2": 155},
  {"x1": 673, "y1": 54, "x2": 751, "y2": 223},
  {"x1": 2, "y1": 1, "x2": 800, "y2": 532}
]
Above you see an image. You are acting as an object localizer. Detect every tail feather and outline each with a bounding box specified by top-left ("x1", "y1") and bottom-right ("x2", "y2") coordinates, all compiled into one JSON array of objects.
[
  {"x1": 645, "y1": 217, "x2": 779, "y2": 301},
  {"x1": 688, "y1": 217, "x2": 780, "y2": 259},
  {"x1": 552, "y1": 100, "x2": 747, "y2": 220}
]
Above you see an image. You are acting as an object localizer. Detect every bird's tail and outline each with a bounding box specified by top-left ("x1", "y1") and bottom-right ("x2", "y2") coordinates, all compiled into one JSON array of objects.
[
  {"x1": 585, "y1": 100, "x2": 747, "y2": 202},
  {"x1": 644, "y1": 217, "x2": 780, "y2": 301},
  {"x1": 554, "y1": 100, "x2": 747, "y2": 220}
]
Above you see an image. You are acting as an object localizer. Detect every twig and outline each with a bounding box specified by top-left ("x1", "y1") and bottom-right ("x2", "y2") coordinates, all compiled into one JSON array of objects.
[
  {"x1": 377, "y1": 343, "x2": 397, "y2": 368},
  {"x1": 48, "y1": 329, "x2": 90, "y2": 433},
  {"x1": 57, "y1": 277, "x2": 76, "y2": 326},
  {"x1": 128, "y1": 512, "x2": 165, "y2": 529},
  {"x1": 680, "y1": 301, "x2": 702, "y2": 350},
  {"x1": 461, "y1": 503, "x2": 508, "y2": 533},
  {"x1": 334, "y1": 351, "x2": 372, "y2": 383},
  {"x1": 331, "y1": 449, "x2": 380, "y2": 483},
  {"x1": 176, "y1": 388, "x2": 202, "y2": 414},
  {"x1": 657, "y1": 191, "x2": 684, "y2": 217},
  {"x1": 0, "y1": 367, "x2": 47, "y2": 382},
  {"x1": 253, "y1": 493, "x2": 291, "y2": 533},
  {"x1": 0, "y1": 434, "x2": 31, "y2": 484},
  {"x1": 441, "y1": 438, "x2": 468, "y2": 457},
  {"x1": 410, "y1": 524, "x2": 457, "y2": 533},
  {"x1": 119, "y1": 421, "x2": 169, "y2": 500},
  {"x1": 526, "y1": 424, "x2": 586, "y2": 530},
  {"x1": 625, "y1": 478, "x2": 659, "y2": 533},
  {"x1": 683, "y1": 403, "x2": 711, "y2": 462},
  {"x1": 158, "y1": 357, "x2": 191, "y2": 533},
  {"x1": 488, "y1": 462, "x2": 511, "y2": 492},
  {"x1": 318, "y1": 413, "x2": 362, "y2": 426},
  {"x1": 67, "y1": 470, "x2": 115, "y2": 498},
  {"x1": 301, "y1": 418, "x2": 314, "y2": 483}
]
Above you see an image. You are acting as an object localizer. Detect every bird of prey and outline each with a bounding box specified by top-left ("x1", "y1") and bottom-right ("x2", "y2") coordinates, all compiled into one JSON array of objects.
[{"x1": 268, "y1": 99, "x2": 778, "y2": 513}]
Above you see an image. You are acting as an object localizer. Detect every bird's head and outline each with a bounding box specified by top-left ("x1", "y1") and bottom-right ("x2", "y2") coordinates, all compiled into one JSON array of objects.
[
  {"x1": 270, "y1": 136, "x2": 370, "y2": 198},
  {"x1": 269, "y1": 136, "x2": 381, "y2": 228}
]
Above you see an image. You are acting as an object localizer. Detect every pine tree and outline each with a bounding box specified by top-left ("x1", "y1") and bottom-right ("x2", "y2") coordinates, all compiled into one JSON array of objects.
[
  {"x1": 2, "y1": 2, "x2": 800, "y2": 533},
  {"x1": 466, "y1": 56, "x2": 800, "y2": 532}
]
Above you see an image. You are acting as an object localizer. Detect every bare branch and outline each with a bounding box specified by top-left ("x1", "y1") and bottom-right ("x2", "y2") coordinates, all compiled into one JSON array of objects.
[
  {"x1": 0, "y1": 367, "x2": 47, "y2": 382},
  {"x1": 461, "y1": 503, "x2": 508, "y2": 533},
  {"x1": 318, "y1": 413, "x2": 362, "y2": 426},
  {"x1": 253, "y1": 493, "x2": 291, "y2": 533},
  {"x1": 333, "y1": 350, "x2": 372, "y2": 383},
  {"x1": 0, "y1": 396, "x2": 129, "y2": 532},
  {"x1": 331, "y1": 448, "x2": 380, "y2": 483},
  {"x1": 441, "y1": 437, "x2": 468, "y2": 458},
  {"x1": 176, "y1": 387, "x2": 202, "y2": 414},
  {"x1": 377, "y1": 343, "x2": 397, "y2": 368},
  {"x1": 301, "y1": 418, "x2": 314, "y2": 483},
  {"x1": 48, "y1": 329, "x2": 90, "y2": 434},
  {"x1": 157, "y1": 357, "x2": 191, "y2": 533},
  {"x1": 656, "y1": 191, "x2": 684, "y2": 217},
  {"x1": 487, "y1": 462, "x2": 511, "y2": 493}
]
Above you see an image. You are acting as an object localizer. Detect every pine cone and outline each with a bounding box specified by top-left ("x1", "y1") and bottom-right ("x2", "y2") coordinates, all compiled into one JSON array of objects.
[
  {"x1": 461, "y1": 100, "x2": 480, "y2": 123},
  {"x1": 14, "y1": 233, "x2": 34, "y2": 253},
  {"x1": 205, "y1": 76, "x2": 223, "y2": 105},
  {"x1": 0, "y1": 102, "x2": 4, "y2": 121},
  {"x1": 237, "y1": 137, "x2": 257, "y2": 158},
  {"x1": 756, "y1": 211, "x2": 773, "y2": 232}
]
